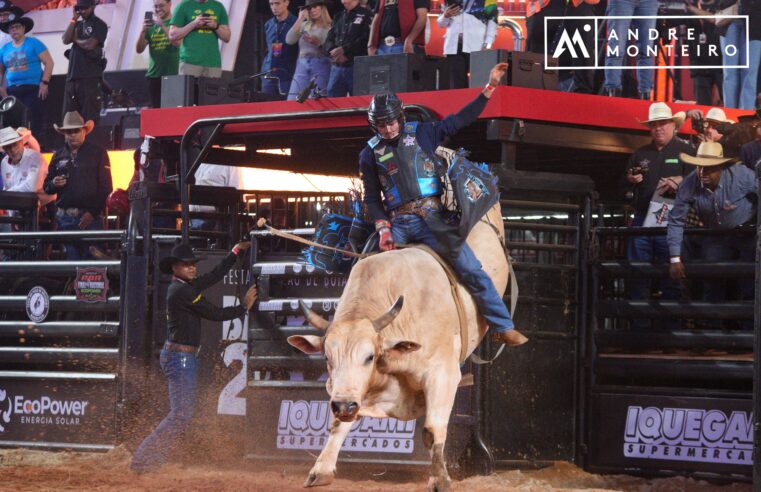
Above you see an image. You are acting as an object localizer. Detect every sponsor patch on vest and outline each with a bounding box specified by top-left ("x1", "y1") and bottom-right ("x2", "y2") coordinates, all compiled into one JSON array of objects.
[{"x1": 378, "y1": 152, "x2": 394, "y2": 162}]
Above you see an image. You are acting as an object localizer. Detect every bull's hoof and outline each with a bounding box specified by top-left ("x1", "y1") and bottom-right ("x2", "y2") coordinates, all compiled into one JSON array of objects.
[
  {"x1": 427, "y1": 476, "x2": 451, "y2": 492},
  {"x1": 303, "y1": 470, "x2": 334, "y2": 487}
]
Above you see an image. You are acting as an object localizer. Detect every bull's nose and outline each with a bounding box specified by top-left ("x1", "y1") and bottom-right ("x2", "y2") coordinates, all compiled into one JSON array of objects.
[{"x1": 330, "y1": 400, "x2": 359, "y2": 420}]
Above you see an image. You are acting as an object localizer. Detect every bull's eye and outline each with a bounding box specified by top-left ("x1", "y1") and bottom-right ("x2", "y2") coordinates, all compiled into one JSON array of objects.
[{"x1": 364, "y1": 354, "x2": 374, "y2": 365}]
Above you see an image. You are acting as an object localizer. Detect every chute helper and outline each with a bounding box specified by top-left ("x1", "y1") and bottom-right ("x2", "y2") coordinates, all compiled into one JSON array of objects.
[{"x1": 358, "y1": 62, "x2": 527, "y2": 347}]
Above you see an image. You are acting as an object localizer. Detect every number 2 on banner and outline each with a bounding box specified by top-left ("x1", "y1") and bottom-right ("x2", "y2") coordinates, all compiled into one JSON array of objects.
[
  {"x1": 219, "y1": 295, "x2": 248, "y2": 416},
  {"x1": 218, "y1": 342, "x2": 247, "y2": 416}
]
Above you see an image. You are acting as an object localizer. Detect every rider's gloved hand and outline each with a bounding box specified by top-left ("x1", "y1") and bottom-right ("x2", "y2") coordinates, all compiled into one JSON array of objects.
[{"x1": 375, "y1": 220, "x2": 395, "y2": 251}]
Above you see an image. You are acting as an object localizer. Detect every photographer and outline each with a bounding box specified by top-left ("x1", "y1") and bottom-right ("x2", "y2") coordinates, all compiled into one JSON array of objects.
[
  {"x1": 136, "y1": 0, "x2": 180, "y2": 108},
  {"x1": 437, "y1": 0, "x2": 497, "y2": 89},
  {"x1": 169, "y1": 0, "x2": 230, "y2": 79},
  {"x1": 623, "y1": 103, "x2": 695, "y2": 328},
  {"x1": 61, "y1": 0, "x2": 108, "y2": 124}
]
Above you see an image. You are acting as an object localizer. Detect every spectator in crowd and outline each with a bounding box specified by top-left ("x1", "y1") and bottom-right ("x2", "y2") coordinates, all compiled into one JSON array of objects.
[
  {"x1": 285, "y1": 0, "x2": 331, "y2": 101},
  {"x1": 624, "y1": 103, "x2": 694, "y2": 327},
  {"x1": 169, "y1": 0, "x2": 230, "y2": 79},
  {"x1": 0, "y1": 126, "x2": 47, "y2": 194},
  {"x1": 61, "y1": 0, "x2": 108, "y2": 124},
  {"x1": 0, "y1": 2, "x2": 23, "y2": 48},
  {"x1": 668, "y1": 142, "x2": 757, "y2": 325},
  {"x1": 0, "y1": 16, "x2": 54, "y2": 140},
  {"x1": 323, "y1": 0, "x2": 371, "y2": 97},
  {"x1": 739, "y1": 113, "x2": 761, "y2": 169},
  {"x1": 136, "y1": 0, "x2": 180, "y2": 108},
  {"x1": 437, "y1": 0, "x2": 497, "y2": 89},
  {"x1": 685, "y1": 0, "x2": 723, "y2": 106},
  {"x1": 262, "y1": 0, "x2": 298, "y2": 98},
  {"x1": 602, "y1": 0, "x2": 659, "y2": 99},
  {"x1": 43, "y1": 112, "x2": 112, "y2": 260},
  {"x1": 189, "y1": 162, "x2": 241, "y2": 231},
  {"x1": 713, "y1": 0, "x2": 760, "y2": 109},
  {"x1": 367, "y1": 0, "x2": 428, "y2": 56}
]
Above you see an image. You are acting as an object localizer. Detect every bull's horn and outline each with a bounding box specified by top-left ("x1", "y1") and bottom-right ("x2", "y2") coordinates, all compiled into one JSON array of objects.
[
  {"x1": 299, "y1": 300, "x2": 330, "y2": 330},
  {"x1": 372, "y1": 296, "x2": 404, "y2": 333}
]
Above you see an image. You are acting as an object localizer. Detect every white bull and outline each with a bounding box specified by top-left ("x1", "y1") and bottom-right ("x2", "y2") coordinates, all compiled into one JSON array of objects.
[{"x1": 287, "y1": 203, "x2": 508, "y2": 491}]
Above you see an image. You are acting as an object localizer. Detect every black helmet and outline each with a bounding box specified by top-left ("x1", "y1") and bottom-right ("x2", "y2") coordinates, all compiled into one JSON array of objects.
[{"x1": 368, "y1": 93, "x2": 404, "y2": 136}]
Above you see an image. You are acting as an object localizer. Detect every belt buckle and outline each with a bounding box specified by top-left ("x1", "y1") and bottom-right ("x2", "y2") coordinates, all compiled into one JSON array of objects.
[{"x1": 384, "y1": 36, "x2": 396, "y2": 47}]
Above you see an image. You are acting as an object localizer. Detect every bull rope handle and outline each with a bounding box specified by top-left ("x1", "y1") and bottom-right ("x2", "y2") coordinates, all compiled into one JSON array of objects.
[{"x1": 255, "y1": 218, "x2": 369, "y2": 259}]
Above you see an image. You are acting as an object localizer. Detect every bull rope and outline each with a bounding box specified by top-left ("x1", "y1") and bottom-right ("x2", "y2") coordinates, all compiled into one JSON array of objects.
[{"x1": 256, "y1": 219, "x2": 369, "y2": 259}]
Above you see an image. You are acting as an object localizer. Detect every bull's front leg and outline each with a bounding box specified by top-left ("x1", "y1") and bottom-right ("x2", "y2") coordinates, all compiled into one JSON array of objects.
[
  {"x1": 304, "y1": 417, "x2": 352, "y2": 487},
  {"x1": 422, "y1": 362, "x2": 460, "y2": 492}
]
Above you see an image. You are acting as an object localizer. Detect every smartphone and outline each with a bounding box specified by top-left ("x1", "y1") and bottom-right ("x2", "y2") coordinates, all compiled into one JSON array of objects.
[{"x1": 144, "y1": 11, "x2": 153, "y2": 24}]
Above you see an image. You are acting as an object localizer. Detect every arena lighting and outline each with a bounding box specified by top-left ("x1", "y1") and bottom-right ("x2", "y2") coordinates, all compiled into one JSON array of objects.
[{"x1": 0, "y1": 96, "x2": 29, "y2": 129}]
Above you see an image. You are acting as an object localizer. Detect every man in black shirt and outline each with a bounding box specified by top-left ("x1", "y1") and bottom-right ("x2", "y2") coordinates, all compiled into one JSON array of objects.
[
  {"x1": 43, "y1": 111, "x2": 112, "y2": 260},
  {"x1": 324, "y1": 0, "x2": 372, "y2": 97},
  {"x1": 130, "y1": 242, "x2": 257, "y2": 473},
  {"x1": 61, "y1": 0, "x2": 108, "y2": 124},
  {"x1": 624, "y1": 103, "x2": 695, "y2": 326}
]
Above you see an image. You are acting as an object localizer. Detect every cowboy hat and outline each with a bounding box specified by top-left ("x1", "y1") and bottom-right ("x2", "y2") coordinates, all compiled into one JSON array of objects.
[
  {"x1": 680, "y1": 141, "x2": 736, "y2": 167},
  {"x1": 0, "y1": 126, "x2": 23, "y2": 147},
  {"x1": 0, "y1": 1, "x2": 23, "y2": 19},
  {"x1": 75, "y1": 0, "x2": 98, "y2": 7},
  {"x1": 54, "y1": 111, "x2": 94, "y2": 135},
  {"x1": 0, "y1": 15, "x2": 32, "y2": 34},
  {"x1": 705, "y1": 107, "x2": 734, "y2": 124},
  {"x1": 159, "y1": 243, "x2": 205, "y2": 274},
  {"x1": 639, "y1": 102, "x2": 686, "y2": 128}
]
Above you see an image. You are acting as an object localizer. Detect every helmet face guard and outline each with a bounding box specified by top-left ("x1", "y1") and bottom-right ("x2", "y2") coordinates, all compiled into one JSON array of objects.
[{"x1": 368, "y1": 93, "x2": 405, "y2": 140}]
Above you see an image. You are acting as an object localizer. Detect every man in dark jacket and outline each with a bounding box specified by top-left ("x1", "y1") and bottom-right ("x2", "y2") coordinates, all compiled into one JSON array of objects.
[
  {"x1": 359, "y1": 62, "x2": 527, "y2": 347},
  {"x1": 324, "y1": 0, "x2": 372, "y2": 97},
  {"x1": 43, "y1": 111, "x2": 112, "y2": 260},
  {"x1": 130, "y1": 241, "x2": 258, "y2": 473}
]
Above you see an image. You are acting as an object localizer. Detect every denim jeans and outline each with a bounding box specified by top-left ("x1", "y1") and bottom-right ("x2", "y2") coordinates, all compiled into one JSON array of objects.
[
  {"x1": 626, "y1": 216, "x2": 680, "y2": 328},
  {"x1": 377, "y1": 42, "x2": 425, "y2": 56},
  {"x1": 7, "y1": 84, "x2": 45, "y2": 138},
  {"x1": 130, "y1": 349, "x2": 199, "y2": 472},
  {"x1": 603, "y1": 0, "x2": 659, "y2": 92},
  {"x1": 327, "y1": 65, "x2": 354, "y2": 97},
  {"x1": 287, "y1": 56, "x2": 331, "y2": 101},
  {"x1": 391, "y1": 214, "x2": 515, "y2": 332},
  {"x1": 56, "y1": 212, "x2": 100, "y2": 260},
  {"x1": 701, "y1": 235, "x2": 754, "y2": 329}
]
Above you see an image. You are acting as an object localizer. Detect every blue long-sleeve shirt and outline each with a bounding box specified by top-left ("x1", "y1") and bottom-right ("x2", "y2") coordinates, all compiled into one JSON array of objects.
[
  {"x1": 262, "y1": 14, "x2": 298, "y2": 82},
  {"x1": 667, "y1": 163, "x2": 758, "y2": 257},
  {"x1": 359, "y1": 93, "x2": 489, "y2": 222}
]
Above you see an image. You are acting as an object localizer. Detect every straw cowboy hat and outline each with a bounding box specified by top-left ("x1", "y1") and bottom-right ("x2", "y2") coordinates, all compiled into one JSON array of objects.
[
  {"x1": 705, "y1": 107, "x2": 735, "y2": 125},
  {"x1": 639, "y1": 102, "x2": 686, "y2": 128},
  {"x1": 679, "y1": 141, "x2": 736, "y2": 167},
  {"x1": 0, "y1": 126, "x2": 23, "y2": 147},
  {"x1": 159, "y1": 243, "x2": 206, "y2": 274},
  {"x1": 0, "y1": 15, "x2": 31, "y2": 33},
  {"x1": 54, "y1": 111, "x2": 94, "y2": 135}
]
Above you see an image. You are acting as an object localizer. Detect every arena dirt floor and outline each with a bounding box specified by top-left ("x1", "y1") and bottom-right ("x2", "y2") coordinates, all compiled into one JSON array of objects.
[{"x1": 0, "y1": 447, "x2": 752, "y2": 491}]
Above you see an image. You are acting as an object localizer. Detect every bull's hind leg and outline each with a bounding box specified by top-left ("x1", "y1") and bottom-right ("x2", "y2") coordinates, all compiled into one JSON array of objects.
[
  {"x1": 422, "y1": 362, "x2": 460, "y2": 492},
  {"x1": 304, "y1": 417, "x2": 352, "y2": 487}
]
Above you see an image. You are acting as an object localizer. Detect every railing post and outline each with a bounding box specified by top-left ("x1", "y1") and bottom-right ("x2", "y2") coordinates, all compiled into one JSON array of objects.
[{"x1": 753, "y1": 165, "x2": 761, "y2": 486}]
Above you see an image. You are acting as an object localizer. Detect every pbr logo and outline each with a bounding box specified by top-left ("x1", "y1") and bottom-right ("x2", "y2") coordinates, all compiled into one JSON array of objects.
[
  {"x1": 277, "y1": 400, "x2": 416, "y2": 453},
  {"x1": 546, "y1": 15, "x2": 750, "y2": 70},
  {"x1": 623, "y1": 406, "x2": 753, "y2": 465}
]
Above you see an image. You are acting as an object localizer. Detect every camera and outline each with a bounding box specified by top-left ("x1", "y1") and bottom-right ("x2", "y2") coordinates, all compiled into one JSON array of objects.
[
  {"x1": 691, "y1": 115, "x2": 706, "y2": 135},
  {"x1": 630, "y1": 166, "x2": 649, "y2": 176},
  {"x1": 446, "y1": 0, "x2": 463, "y2": 8},
  {"x1": 144, "y1": 11, "x2": 153, "y2": 24}
]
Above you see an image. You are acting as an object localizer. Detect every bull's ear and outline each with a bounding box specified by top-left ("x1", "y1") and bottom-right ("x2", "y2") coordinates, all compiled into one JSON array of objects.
[
  {"x1": 382, "y1": 338, "x2": 421, "y2": 357},
  {"x1": 288, "y1": 335, "x2": 325, "y2": 354}
]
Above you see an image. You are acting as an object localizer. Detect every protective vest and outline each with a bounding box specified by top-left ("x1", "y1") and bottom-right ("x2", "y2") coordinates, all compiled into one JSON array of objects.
[{"x1": 368, "y1": 122, "x2": 443, "y2": 211}]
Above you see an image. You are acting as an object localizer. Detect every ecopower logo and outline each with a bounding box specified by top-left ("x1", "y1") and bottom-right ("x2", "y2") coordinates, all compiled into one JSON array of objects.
[
  {"x1": 545, "y1": 15, "x2": 750, "y2": 70},
  {"x1": 0, "y1": 388, "x2": 90, "y2": 431}
]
